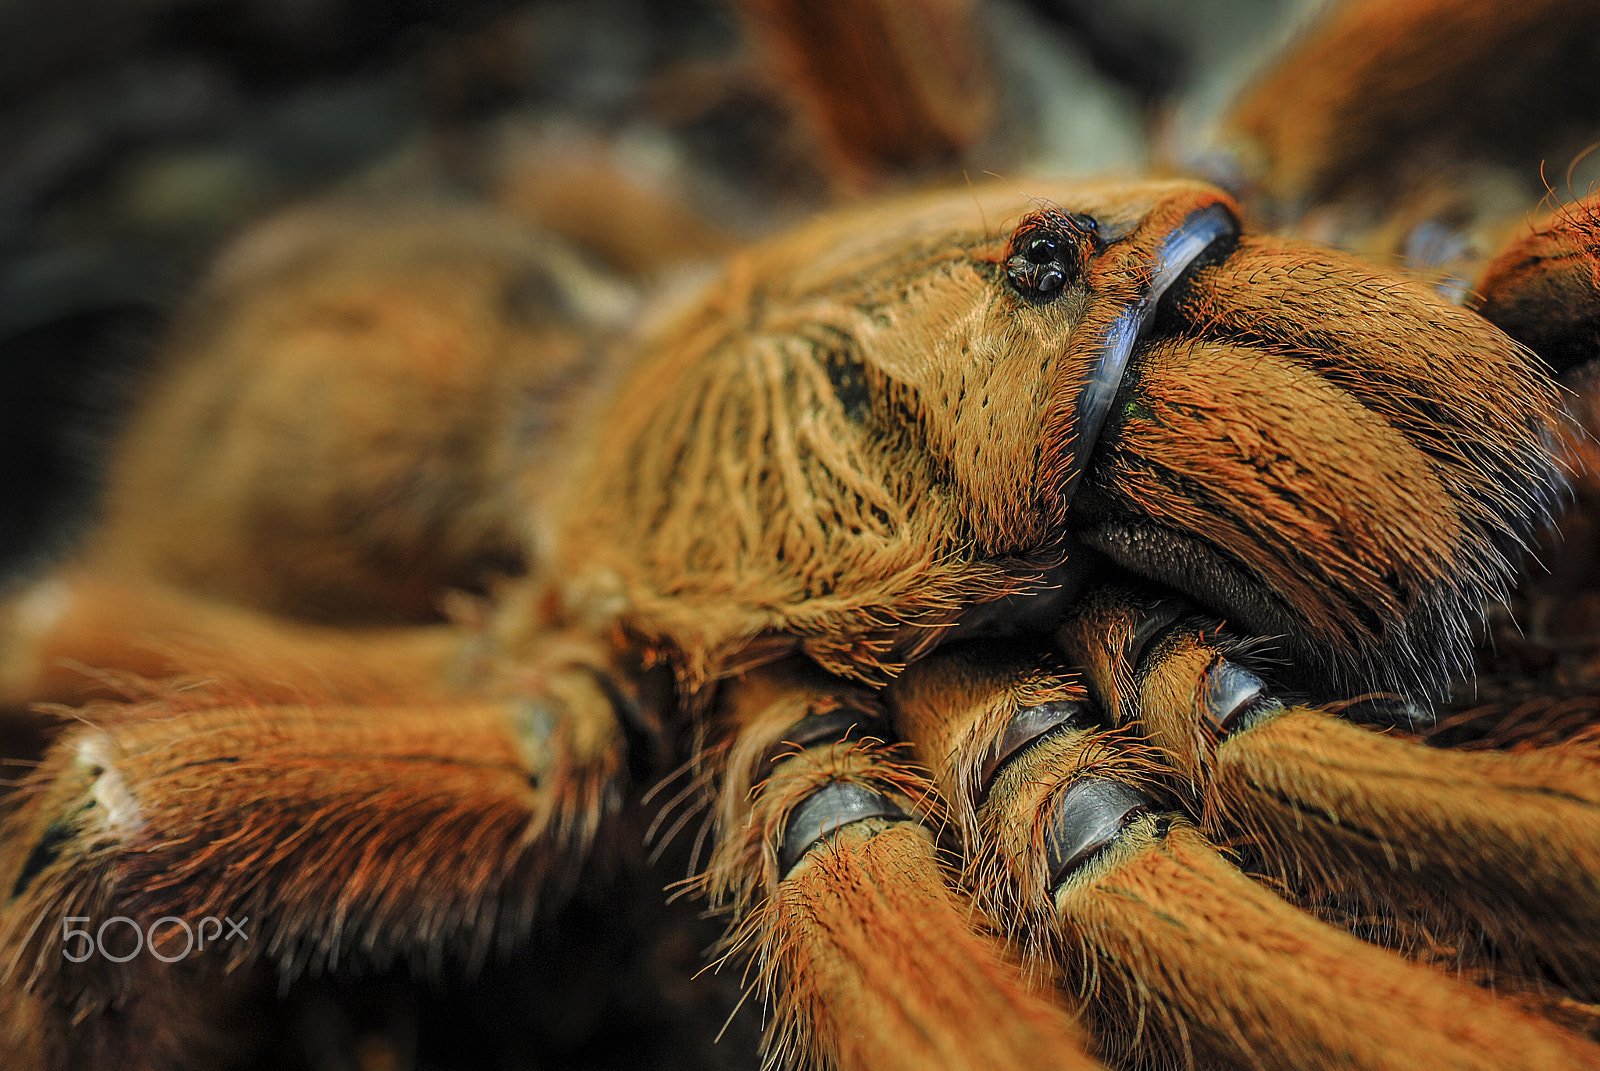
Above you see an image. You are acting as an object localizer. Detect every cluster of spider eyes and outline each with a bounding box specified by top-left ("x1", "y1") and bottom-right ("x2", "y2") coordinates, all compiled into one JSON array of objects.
[{"x1": 1005, "y1": 211, "x2": 1101, "y2": 300}]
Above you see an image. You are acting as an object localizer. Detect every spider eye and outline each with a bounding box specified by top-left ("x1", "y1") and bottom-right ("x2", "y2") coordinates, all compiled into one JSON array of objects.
[
  {"x1": 1005, "y1": 211, "x2": 1100, "y2": 302},
  {"x1": 1023, "y1": 235, "x2": 1060, "y2": 264}
]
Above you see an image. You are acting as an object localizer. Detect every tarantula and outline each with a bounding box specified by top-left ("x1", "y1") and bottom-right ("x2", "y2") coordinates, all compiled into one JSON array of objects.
[{"x1": 4, "y1": 0, "x2": 1600, "y2": 1068}]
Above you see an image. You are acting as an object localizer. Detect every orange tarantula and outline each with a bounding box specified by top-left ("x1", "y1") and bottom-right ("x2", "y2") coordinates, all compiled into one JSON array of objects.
[{"x1": 4, "y1": 0, "x2": 1600, "y2": 1069}]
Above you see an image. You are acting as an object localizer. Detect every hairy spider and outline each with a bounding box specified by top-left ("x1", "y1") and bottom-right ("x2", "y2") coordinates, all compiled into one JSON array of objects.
[{"x1": 4, "y1": 0, "x2": 1600, "y2": 1069}]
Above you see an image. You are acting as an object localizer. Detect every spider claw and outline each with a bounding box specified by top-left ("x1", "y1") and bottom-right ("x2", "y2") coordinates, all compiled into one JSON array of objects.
[
  {"x1": 1202, "y1": 661, "x2": 1283, "y2": 737},
  {"x1": 979, "y1": 699, "x2": 1093, "y2": 801},
  {"x1": 713, "y1": 666, "x2": 1102, "y2": 1071},
  {"x1": 762, "y1": 710, "x2": 888, "y2": 769},
  {"x1": 1046, "y1": 778, "x2": 1151, "y2": 887},
  {"x1": 777, "y1": 782, "x2": 908, "y2": 876},
  {"x1": 1334, "y1": 693, "x2": 1434, "y2": 732},
  {"x1": 889, "y1": 638, "x2": 1600, "y2": 1070}
]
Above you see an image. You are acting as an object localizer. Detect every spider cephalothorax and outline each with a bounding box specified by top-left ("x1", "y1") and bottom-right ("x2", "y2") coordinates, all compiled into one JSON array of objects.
[{"x1": 549, "y1": 179, "x2": 1562, "y2": 702}]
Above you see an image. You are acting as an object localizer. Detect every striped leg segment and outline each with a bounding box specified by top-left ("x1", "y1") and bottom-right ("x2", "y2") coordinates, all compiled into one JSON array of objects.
[
  {"x1": 888, "y1": 641, "x2": 1600, "y2": 1071},
  {"x1": 702, "y1": 662, "x2": 1102, "y2": 1071},
  {"x1": 1060, "y1": 586, "x2": 1600, "y2": 1000},
  {"x1": 0, "y1": 662, "x2": 630, "y2": 1071}
]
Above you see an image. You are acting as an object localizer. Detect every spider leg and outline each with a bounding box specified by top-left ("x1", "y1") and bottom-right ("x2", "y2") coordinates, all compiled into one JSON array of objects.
[
  {"x1": 0, "y1": 654, "x2": 631, "y2": 1071},
  {"x1": 1219, "y1": 0, "x2": 1600, "y2": 244},
  {"x1": 728, "y1": 0, "x2": 996, "y2": 193},
  {"x1": 0, "y1": 568, "x2": 469, "y2": 710},
  {"x1": 887, "y1": 641, "x2": 1600, "y2": 1070},
  {"x1": 82, "y1": 205, "x2": 624, "y2": 626},
  {"x1": 1059, "y1": 588, "x2": 1600, "y2": 1002},
  {"x1": 1475, "y1": 191, "x2": 1600, "y2": 377},
  {"x1": 700, "y1": 660, "x2": 1101, "y2": 1071}
]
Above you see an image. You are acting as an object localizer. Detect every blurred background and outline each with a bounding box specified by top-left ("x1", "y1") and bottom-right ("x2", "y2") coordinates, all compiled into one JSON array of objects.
[{"x1": 0, "y1": 0, "x2": 1310, "y2": 580}]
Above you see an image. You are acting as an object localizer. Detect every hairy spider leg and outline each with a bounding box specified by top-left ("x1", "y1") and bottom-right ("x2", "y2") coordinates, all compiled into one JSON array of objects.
[
  {"x1": 698, "y1": 660, "x2": 1103, "y2": 1071},
  {"x1": 1059, "y1": 588, "x2": 1600, "y2": 1005},
  {"x1": 0, "y1": 660, "x2": 632, "y2": 1071},
  {"x1": 888, "y1": 643, "x2": 1600, "y2": 1070},
  {"x1": 0, "y1": 569, "x2": 469, "y2": 710}
]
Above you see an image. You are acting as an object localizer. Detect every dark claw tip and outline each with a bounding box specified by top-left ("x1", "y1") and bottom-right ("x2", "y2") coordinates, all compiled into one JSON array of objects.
[
  {"x1": 1047, "y1": 778, "x2": 1152, "y2": 887},
  {"x1": 979, "y1": 700, "x2": 1091, "y2": 800},
  {"x1": 1203, "y1": 661, "x2": 1283, "y2": 737},
  {"x1": 778, "y1": 782, "x2": 908, "y2": 876},
  {"x1": 1339, "y1": 694, "x2": 1435, "y2": 733}
]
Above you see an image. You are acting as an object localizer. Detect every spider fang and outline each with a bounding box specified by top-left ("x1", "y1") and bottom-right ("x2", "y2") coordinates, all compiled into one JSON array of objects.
[{"x1": 1060, "y1": 201, "x2": 1241, "y2": 503}]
